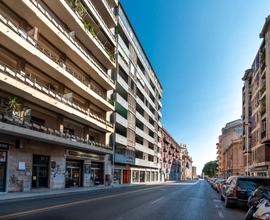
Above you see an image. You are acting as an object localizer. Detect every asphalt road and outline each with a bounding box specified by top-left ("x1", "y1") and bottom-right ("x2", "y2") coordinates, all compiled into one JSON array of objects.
[{"x1": 0, "y1": 180, "x2": 246, "y2": 220}]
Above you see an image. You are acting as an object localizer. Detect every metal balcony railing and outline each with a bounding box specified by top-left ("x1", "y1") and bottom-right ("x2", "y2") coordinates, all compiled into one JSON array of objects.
[
  {"x1": 0, "y1": 63, "x2": 113, "y2": 128},
  {"x1": 64, "y1": 0, "x2": 115, "y2": 62},
  {"x1": 85, "y1": 0, "x2": 115, "y2": 40},
  {"x1": 0, "y1": 112, "x2": 111, "y2": 150},
  {"x1": 0, "y1": 11, "x2": 114, "y2": 106},
  {"x1": 29, "y1": 0, "x2": 115, "y2": 84}
]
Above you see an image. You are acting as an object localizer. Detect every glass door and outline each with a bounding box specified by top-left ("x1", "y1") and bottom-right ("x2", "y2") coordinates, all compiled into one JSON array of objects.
[
  {"x1": 65, "y1": 160, "x2": 82, "y2": 187},
  {"x1": 32, "y1": 155, "x2": 49, "y2": 188},
  {"x1": 0, "y1": 163, "x2": 6, "y2": 192},
  {"x1": 0, "y1": 151, "x2": 7, "y2": 192}
]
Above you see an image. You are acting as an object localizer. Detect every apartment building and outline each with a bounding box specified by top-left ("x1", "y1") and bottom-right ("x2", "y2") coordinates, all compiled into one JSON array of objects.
[
  {"x1": 113, "y1": 4, "x2": 163, "y2": 184},
  {"x1": 160, "y1": 128, "x2": 181, "y2": 182},
  {"x1": 0, "y1": 0, "x2": 117, "y2": 192},
  {"x1": 181, "y1": 145, "x2": 193, "y2": 180},
  {"x1": 242, "y1": 16, "x2": 270, "y2": 177},
  {"x1": 216, "y1": 119, "x2": 244, "y2": 178}
]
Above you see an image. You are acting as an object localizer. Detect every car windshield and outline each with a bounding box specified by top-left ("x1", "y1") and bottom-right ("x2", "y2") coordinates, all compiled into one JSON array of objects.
[{"x1": 238, "y1": 179, "x2": 270, "y2": 192}]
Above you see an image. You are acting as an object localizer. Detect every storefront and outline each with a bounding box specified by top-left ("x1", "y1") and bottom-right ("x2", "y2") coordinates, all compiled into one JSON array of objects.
[
  {"x1": 65, "y1": 150, "x2": 107, "y2": 187},
  {"x1": 91, "y1": 162, "x2": 103, "y2": 185},
  {"x1": 251, "y1": 166, "x2": 269, "y2": 177},
  {"x1": 0, "y1": 143, "x2": 8, "y2": 192},
  {"x1": 132, "y1": 170, "x2": 139, "y2": 183},
  {"x1": 140, "y1": 171, "x2": 145, "y2": 182},
  {"x1": 65, "y1": 160, "x2": 83, "y2": 187},
  {"x1": 113, "y1": 169, "x2": 122, "y2": 184}
]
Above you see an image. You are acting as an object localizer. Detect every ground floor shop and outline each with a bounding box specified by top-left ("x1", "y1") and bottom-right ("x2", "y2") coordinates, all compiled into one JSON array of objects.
[
  {"x1": 250, "y1": 165, "x2": 269, "y2": 177},
  {"x1": 113, "y1": 165, "x2": 160, "y2": 184},
  {"x1": 0, "y1": 136, "x2": 112, "y2": 193}
]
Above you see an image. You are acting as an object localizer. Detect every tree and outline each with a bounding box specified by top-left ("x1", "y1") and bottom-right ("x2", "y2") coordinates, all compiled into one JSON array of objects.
[{"x1": 202, "y1": 160, "x2": 218, "y2": 177}]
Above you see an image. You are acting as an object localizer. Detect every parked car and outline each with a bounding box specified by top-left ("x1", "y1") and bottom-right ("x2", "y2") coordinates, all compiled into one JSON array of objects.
[
  {"x1": 216, "y1": 179, "x2": 226, "y2": 193},
  {"x1": 221, "y1": 176, "x2": 270, "y2": 208}
]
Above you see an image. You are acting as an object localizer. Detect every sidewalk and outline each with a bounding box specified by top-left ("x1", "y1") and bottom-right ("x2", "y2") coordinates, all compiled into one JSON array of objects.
[{"x1": 0, "y1": 182, "x2": 164, "y2": 202}]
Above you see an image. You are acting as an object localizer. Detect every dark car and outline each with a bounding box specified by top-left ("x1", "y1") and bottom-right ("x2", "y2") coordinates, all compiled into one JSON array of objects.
[{"x1": 221, "y1": 176, "x2": 270, "y2": 208}]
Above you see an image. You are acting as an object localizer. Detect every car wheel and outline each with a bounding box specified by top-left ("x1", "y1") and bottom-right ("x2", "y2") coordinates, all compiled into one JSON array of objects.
[{"x1": 225, "y1": 197, "x2": 231, "y2": 208}]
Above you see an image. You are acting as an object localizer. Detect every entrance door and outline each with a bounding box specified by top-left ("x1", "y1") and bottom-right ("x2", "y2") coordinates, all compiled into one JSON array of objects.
[
  {"x1": 91, "y1": 162, "x2": 103, "y2": 185},
  {"x1": 32, "y1": 155, "x2": 49, "y2": 188},
  {"x1": 123, "y1": 170, "x2": 131, "y2": 184},
  {"x1": 0, "y1": 151, "x2": 7, "y2": 192},
  {"x1": 66, "y1": 160, "x2": 83, "y2": 187},
  {"x1": 0, "y1": 164, "x2": 6, "y2": 192}
]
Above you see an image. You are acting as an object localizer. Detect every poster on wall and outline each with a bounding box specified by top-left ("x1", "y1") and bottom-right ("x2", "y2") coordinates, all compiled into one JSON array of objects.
[
  {"x1": 84, "y1": 164, "x2": 91, "y2": 174},
  {"x1": 0, "y1": 151, "x2": 6, "y2": 162}
]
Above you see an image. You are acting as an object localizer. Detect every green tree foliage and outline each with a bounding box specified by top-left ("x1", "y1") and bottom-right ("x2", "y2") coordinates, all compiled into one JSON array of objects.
[{"x1": 202, "y1": 160, "x2": 218, "y2": 177}]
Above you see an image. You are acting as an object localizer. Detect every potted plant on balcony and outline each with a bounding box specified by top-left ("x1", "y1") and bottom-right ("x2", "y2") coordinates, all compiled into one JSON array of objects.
[
  {"x1": 8, "y1": 96, "x2": 22, "y2": 120},
  {"x1": 83, "y1": 20, "x2": 97, "y2": 37}
]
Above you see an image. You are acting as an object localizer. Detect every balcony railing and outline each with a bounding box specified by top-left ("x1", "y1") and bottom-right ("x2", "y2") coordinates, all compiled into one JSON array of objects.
[
  {"x1": 0, "y1": 11, "x2": 114, "y2": 106},
  {"x1": 64, "y1": 0, "x2": 115, "y2": 62},
  {"x1": 84, "y1": 0, "x2": 115, "y2": 40},
  {"x1": 0, "y1": 112, "x2": 111, "y2": 150},
  {"x1": 29, "y1": 0, "x2": 114, "y2": 84},
  {"x1": 0, "y1": 63, "x2": 113, "y2": 128}
]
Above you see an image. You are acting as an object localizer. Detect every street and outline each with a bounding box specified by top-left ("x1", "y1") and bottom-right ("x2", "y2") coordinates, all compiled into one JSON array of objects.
[{"x1": 0, "y1": 180, "x2": 245, "y2": 220}]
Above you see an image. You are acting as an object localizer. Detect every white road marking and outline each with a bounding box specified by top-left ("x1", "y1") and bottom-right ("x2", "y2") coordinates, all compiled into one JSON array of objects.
[
  {"x1": 213, "y1": 199, "x2": 221, "y2": 203},
  {"x1": 218, "y1": 210, "x2": 224, "y2": 218},
  {"x1": 151, "y1": 197, "x2": 163, "y2": 205}
]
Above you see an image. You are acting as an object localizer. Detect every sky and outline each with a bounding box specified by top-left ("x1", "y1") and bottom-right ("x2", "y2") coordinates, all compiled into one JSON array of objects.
[{"x1": 121, "y1": 0, "x2": 270, "y2": 174}]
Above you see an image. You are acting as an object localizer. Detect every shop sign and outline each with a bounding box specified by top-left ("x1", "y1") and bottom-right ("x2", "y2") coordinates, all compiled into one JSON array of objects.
[
  {"x1": 0, "y1": 143, "x2": 9, "y2": 150},
  {"x1": 0, "y1": 151, "x2": 6, "y2": 162},
  {"x1": 252, "y1": 166, "x2": 268, "y2": 172},
  {"x1": 66, "y1": 150, "x2": 104, "y2": 161}
]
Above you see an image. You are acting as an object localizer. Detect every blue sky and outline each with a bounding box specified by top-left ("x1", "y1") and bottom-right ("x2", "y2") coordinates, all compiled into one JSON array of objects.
[{"x1": 121, "y1": 0, "x2": 270, "y2": 174}]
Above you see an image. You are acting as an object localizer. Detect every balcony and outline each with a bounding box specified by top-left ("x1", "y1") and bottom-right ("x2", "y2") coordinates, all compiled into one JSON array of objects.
[
  {"x1": 2, "y1": 0, "x2": 115, "y2": 89},
  {"x1": 90, "y1": 0, "x2": 117, "y2": 28},
  {"x1": 135, "y1": 111, "x2": 155, "y2": 132},
  {"x1": 0, "y1": 63, "x2": 113, "y2": 132},
  {"x1": 136, "y1": 96, "x2": 155, "y2": 120},
  {"x1": 135, "y1": 158, "x2": 156, "y2": 168},
  {"x1": 135, "y1": 143, "x2": 154, "y2": 155},
  {"x1": 0, "y1": 13, "x2": 115, "y2": 112},
  {"x1": 118, "y1": 54, "x2": 129, "y2": 74},
  {"x1": 118, "y1": 36, "x2": 130, "y2": 58},
  {"x1": 82, "y1": 0, "x2": 116, "y2": 44},
  {"x1": 117, "y1": 74, "x2": 128, "y2": 91},
  {"x1": 0, "y1": 112, "x2": 112, "y2": 154},
  {"x1": 43, "y1": 0, "x2": 115, "y2": 68},
  {"x1": 115, "y1": 133, "x2": 127, "y2": 146},
  {"x1": 115, "y1": 113, "x2": 128, "y2": 128},
  {"x1": 135, "y1": 127, "x2": 155, "y2": 144},
  {"x1": 116, "y1": 94, "x2": 128, "y2": 109}
]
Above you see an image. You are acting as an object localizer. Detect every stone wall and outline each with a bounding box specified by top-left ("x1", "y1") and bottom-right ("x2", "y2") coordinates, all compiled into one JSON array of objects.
[{"x1": 8, "y1": 140, "x2": 65, "y2": 192}]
